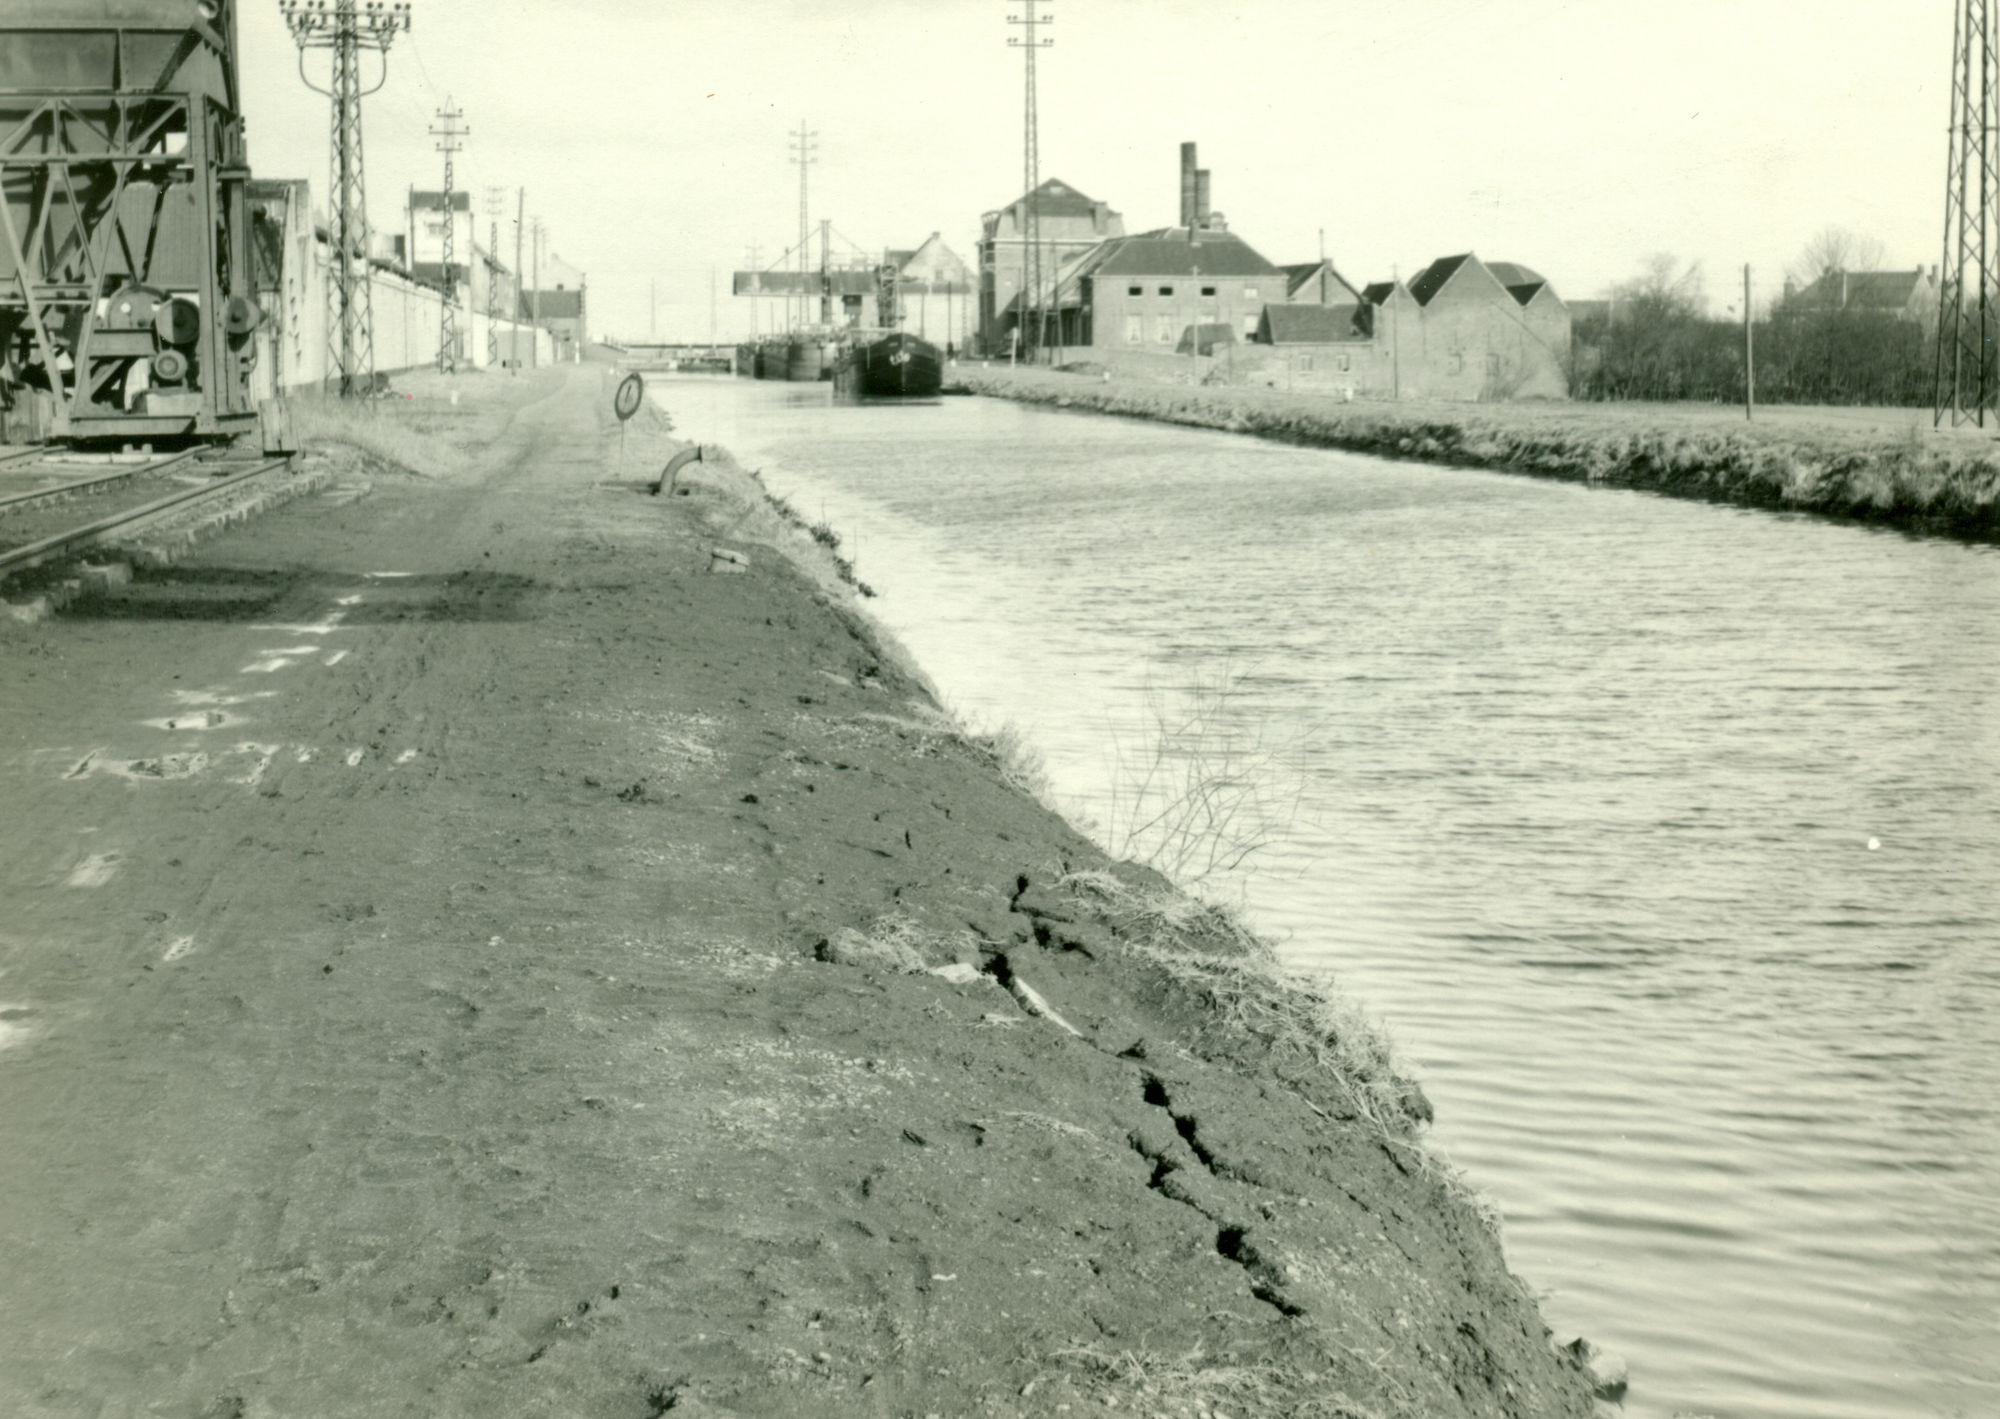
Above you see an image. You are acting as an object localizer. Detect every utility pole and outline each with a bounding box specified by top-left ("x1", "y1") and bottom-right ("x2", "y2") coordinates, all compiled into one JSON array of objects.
[
  {"x1": 819, "y1": 218, "x2": 832, "y2": 325},
  {"x1": 788, "y1": 122, "x2": 818, "y2": 332},
  {"x1": 430, "y1": 98, "x2": 466, "y2": 373},
  {"x1": 1390, "y1": 264, "x2": 1401, "y2": 402},
  {"x1": 282, "y1": 0, "x2": 412, "y2": 397},
  {"x1": 1008, "y1": 1, "x2": 1052, "y2": 363},
  {"x1": 484, "y1": 185, "x2": 504, "y2": 369},
  {"x1": 1744, "y1": 264, "x2": 1755, "y2": 421},
  {"x1": 1935, "y1": 0, "x2": 1999, "y2": 426},
  {"x1": 531, "y1": 217, "x2": 543, "y2": 367},
  {"x1": 512, "y1": 189, "x2": 525, "y2": 371}
]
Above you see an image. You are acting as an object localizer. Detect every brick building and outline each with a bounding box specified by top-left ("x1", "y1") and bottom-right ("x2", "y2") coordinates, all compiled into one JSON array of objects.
[
  {"x1": 977, "y1": 178, "x2": 1123, "y2": 355},
  {"x1": 1068, "y1": 225, "x2": 1288, "y2": 354},
  {"x1": 1387, "y1": 254, "x2": 1569, "y2": 399}
]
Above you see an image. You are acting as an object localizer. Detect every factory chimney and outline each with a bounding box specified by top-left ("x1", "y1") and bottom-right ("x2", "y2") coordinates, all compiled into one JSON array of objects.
[{"x1": 1179, "y1": 142, "x2": 1198, "y2": 228}]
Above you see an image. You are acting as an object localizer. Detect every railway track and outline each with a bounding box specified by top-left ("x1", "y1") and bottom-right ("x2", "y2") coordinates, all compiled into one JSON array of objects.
[
  {"x1": 0, "y1": 447, "x2": 204, "y2": 516},
  {"x1": 0, "y1": 453, "x2": 296, "y2": 580}
]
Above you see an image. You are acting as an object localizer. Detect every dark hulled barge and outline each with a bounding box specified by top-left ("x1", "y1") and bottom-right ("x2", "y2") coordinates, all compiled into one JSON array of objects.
[{"x1": 834, "y1": 331, "x2": 942, "y2": 402}]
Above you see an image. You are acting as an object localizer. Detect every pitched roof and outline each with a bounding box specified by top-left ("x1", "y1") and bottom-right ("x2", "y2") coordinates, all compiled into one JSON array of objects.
[
  {"x1": 520, "y1": 289, "x2": 584, "y2": 320},
  {"x1": 1406, "y1": 253, "x2": 1473, "y2": 306},
  {"x1": 1006, "y1": 177, "x2": 1106, "y2": 220},
  {"x1": 1282, "y1": 260, "x2": 1363, "y2": 304},
  {"x1": 1087, "y1": 227, "x2": 1283, "y2": 278},
  {"x1": 1362, "y1": 281, "x2": 1402, "y2": 305},
  {"x1": 1791, "y1": 269, "x2": 1933, "y2": 312},
  {"x1": 1483, "y1": 260, "x2": 1551, "y2": 305},
  {"x1": 1260, "y1": 304, "x2": 1367, "y2": 343}
]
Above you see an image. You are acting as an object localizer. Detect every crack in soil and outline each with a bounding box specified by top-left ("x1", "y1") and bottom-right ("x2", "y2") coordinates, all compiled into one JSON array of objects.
[{"x1": 1128, "y1": 1073, "x2": 1306, "y2": 1319}]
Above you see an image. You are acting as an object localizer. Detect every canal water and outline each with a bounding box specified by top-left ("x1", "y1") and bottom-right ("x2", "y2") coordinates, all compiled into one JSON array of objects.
[{"x1": 654, "y1": 376, "x2": 2000, "y2": 1419}]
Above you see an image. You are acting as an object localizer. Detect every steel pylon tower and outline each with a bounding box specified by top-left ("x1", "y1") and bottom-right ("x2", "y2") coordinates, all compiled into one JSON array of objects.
[
  {"x1": 430, "y1": 99, "x2": 467, "y2": 373},
  {"x1": 282, "y1": 0, "x2": 410, "y2": 397},
  {"x1": 1937, "y1": 0, "x2": 2000, "y2": 426},
  {"x1": 1008, "y1": 2, "x2": 1053, "y2": 361},
  {"x1": 484, "y1": 186, "x2": 505, "y2": 368},
  {"x1": 789, "y1": 122, "x2": 818, "y2": 330}
]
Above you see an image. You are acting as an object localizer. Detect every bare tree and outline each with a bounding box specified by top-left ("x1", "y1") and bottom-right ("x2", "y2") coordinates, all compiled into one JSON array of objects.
[
  {"x1": 1788, "y1": 227, "x2": 1887, "y2": 290},
  {"x1": 1615, "y1": 253, "x2": 1708, "y2": 318}
]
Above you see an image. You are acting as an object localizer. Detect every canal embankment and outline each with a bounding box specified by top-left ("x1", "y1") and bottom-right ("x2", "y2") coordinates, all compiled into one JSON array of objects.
[
  {"x1": 948, "y1": 364, "x2": 2000, "y2": 541},
  {"x1": 0, "y1": 365, "x2": 1602, "y2": 1418}
]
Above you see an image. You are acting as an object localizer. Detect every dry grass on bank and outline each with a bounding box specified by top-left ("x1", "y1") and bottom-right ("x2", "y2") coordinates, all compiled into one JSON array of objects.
[
  {"x1": 1059, "y1": 867, "x2": 1424, "y2": 1143},
  {"x1": 287, "y1": 367, "x2": 564, "y2": 479},
  {"x1": 289, "y1": 390, "x2": 471, "y2": 479},
  {"x1": 955, "y1": 367, "x2": 2000, "y2": 539},
  {"x1": 1102, "y1": 667, "x2": 1310, "y2": 889},
  {"x1": 1053, "y1": 1342, "x2": 1404, "y2": 1419}
]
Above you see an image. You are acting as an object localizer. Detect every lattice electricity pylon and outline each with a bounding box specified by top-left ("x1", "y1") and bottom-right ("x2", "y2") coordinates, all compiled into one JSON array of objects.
[
  {"x1": 1936, "y1": 0, "x2": 2000, "y2": 427},
  {"x1": 484, "y1": 185, "x2": 505, "y2": 369},
  {"x1": 282, "y1": 0, "x2": 411, "y2": 398},
  {"x1": 788, "y1": 122, "x2": 818, "y2": 330},
  {"x1": 430, "y1": 99, "x2": 467, "y2": 373},
  {"x1": 1008, "y1": 2, "x2": 1052, "y2": 361}
]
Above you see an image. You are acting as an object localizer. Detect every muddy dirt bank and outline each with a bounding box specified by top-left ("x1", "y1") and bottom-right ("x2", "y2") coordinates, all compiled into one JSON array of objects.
[
  {"x1": 948, "y1": 364, "x2": 2000, "y2": 542},
  {"x1": 0, "y1": 366, "x2": 1599, "y2": 1417}
]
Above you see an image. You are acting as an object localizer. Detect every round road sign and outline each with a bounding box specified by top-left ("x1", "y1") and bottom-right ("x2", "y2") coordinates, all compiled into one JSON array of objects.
[{"x1": 614, "y1": 373, "x2": 645, "y2": 422}]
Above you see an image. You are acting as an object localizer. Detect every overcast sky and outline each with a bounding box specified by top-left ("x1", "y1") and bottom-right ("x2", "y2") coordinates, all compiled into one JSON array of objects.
[{"x1": 238, "y1": 0, "x2": 1946, "y2": 341}]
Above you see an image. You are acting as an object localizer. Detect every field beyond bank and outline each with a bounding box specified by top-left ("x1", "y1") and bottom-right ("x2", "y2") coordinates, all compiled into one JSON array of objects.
[{"x1": 949, "y1": 364, "x2": 2000, "y2": 541}]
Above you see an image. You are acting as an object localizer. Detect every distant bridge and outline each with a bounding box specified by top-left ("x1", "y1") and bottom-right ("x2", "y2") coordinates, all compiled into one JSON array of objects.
[{"x1": 607, "y1": 342, "x2": 736, "y2": 373}]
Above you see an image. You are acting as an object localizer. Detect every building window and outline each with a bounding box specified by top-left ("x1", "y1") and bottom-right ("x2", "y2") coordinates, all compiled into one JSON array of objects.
[
  {"x1": 1158, "y1": 285, "x2": 1174, "y2": 297},
  {"x1": 1244, "y1": 287, "x2": 1258, "y2": 299},
  {"x1": 1128, "y1": 286, "x2": 1142, "y2": 296},
  {"x1": 1448, "y1": 352, "x2": 1465, "y2": 375},
  {"x1": 1336, "y1": 353, "x2": 1351, "y2": 372},
  {"x1": 1299, "y1": 355, "x2": 1314, "y2": 371},
  {"x1": 1201, "y1": 285, "x2": 1216, "y2": 297},
  {"x1": 1242, "y1": 314, "x2": 1257, "y2": 336},
  {"x1": 1125, "y1": 315, "x2": 1143, "y2": 344},
  {"x1": 1155, "y1": 316, "x2": 1174, "y2": 344}
]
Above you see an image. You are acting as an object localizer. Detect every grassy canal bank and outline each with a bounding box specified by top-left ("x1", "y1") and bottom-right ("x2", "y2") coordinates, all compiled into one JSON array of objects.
[
  {"x1": 948, "y1": 364, "x2": 2000, "y2": 542},
  {"x1": 0, "y1": 367, "x2": 1602, "y2": 1417}
]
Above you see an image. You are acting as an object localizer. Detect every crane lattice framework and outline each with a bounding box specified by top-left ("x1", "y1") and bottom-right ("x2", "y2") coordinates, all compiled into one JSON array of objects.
[
  {"x1": 1937, "y1": 0, "x2": 2000, "y2": 427},
  {"x1": 0, "y1": 1, "x2": 266, "y2": 441},
  {"x1": 1008, "y1": 2, "x2": 1052, "y2": 362},
  {"x1": 430, "y1": 99, "x2": 466, "y2": 373},
  {"x1": 282, "y1": 0, "x2": 411, "y2": 398}
]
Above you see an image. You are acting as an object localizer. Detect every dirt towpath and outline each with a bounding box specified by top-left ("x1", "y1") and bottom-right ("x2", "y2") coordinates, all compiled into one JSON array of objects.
[{"x1": 0, "y1": 367, "x2": 1597, "y2": 1418}]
